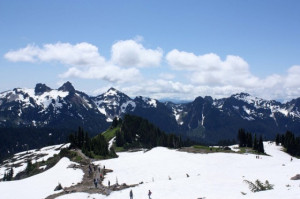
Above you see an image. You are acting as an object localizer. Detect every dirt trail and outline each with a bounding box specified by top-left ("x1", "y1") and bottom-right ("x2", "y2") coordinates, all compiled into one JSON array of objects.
[{"x1": 45, "y1": 151, "x2": 137, "y2": 199}]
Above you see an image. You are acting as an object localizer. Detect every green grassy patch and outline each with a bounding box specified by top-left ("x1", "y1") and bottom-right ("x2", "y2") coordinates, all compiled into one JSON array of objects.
[
  {"x1": 192, "y1": 145, "x2": 233, "y2": 153},
  {"x1": 101, "y1": 127, "x2": 120, "y2": 141},
  {"x1": 115, "y1": 146, "x2": 125, "y2": 152}
]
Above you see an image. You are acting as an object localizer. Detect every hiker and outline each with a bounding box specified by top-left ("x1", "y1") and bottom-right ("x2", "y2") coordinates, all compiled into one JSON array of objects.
[
  {"x1": 108, "y1": 180, "x2": 110, "y2": 188},
  {"x1": 130, "y1": 189, "x2": 133, "y2": 199},
  {"x1": 89, "y1": 165, "x2": 92, "y2": 175},
  {"x1": 148, "y1": 190, "x2": 152, "y2": 199},
  {"x1": 94, "y1": 178, "x2": 98, "y2": 188},
  {"x1": 291, "y1": 157, "x2": 293, "y2": 162}
]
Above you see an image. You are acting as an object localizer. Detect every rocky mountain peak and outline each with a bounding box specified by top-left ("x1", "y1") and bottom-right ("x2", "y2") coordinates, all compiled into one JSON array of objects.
[
  {"x1": 34, "y1": 83, "x2": 51, "y2": 95},
  {"x1": 58, "y1": 81, "x2": 75, "y2": 93}
]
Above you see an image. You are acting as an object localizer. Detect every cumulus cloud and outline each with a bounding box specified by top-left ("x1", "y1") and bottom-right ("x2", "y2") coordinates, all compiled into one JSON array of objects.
[
  {"x1": 4, "y1": 42, "x2": 141, "y2": 83},
  {"x1": 5, "y1": 42, "x2": 105, "y2": 66},
  {"x1": 111, "y1": 40, "x2": 163, "y2": 67},
  {"x1": 165, "y1": 49, "x2": 300, "y2": 100},
  {"x1": 4, "y1": 40, "x2": 300, "y2": 101},
  {"x1": 4, "y1": 44, "x2": 40, "y2": 62},
  {"x1": 166, "y1": 49, "x2": 258, "y2": 87},
  {"x1": 59, "y1": 65, "x2": 140, "y2": 83}
]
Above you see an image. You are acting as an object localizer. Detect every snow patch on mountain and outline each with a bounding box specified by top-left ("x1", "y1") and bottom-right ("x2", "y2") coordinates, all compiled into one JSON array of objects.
[
  {"x1": 172, "y1": 106, "x2": 184, "y2": 125},
  {"x1": 104, "y1": 88, "x2": 118, "y2": 97},
  {"x1": 120, "y1": 100, "x2": 136, "y2": 113}
]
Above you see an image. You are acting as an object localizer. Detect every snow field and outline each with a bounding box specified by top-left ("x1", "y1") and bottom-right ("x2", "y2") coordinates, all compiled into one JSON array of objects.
[
  {"x1": 92, "y1": 142, "x2": 300, "y2": 199},
  {"x1": 1, "y1": 142, "x2": 300, "y2": 199},
  {"x1": 0, "y1": 157, "x2": 84, "y2": 199},
  {"x1": 0, "y1": 143, "x2": 70, "y2": 178}
]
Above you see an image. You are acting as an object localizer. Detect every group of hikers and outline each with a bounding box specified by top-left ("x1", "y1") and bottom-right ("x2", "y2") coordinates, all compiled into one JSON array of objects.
[
  {"x1": 90, "y1": 164, "x2": 153, "y2": 198},
  {"x1": 89, "y1": 164, "x2": 106, "y2": 188},
  {"x1": 130, "y1": 189, "x2": 152, "y2": 199}
]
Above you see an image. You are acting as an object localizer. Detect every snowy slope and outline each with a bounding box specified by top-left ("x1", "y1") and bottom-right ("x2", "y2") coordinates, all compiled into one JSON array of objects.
[
  {"x1": 0, "y1": 143, "x2": 70, "y2": 179},
  {"x1": 0, "y1": 157, "x2": 83, "y2": 199},
  {"x1": 92, "y1": 88, "x2": 136, "y2": 122},
  {"x1": 57, "y1": 142, "x2": 300, "y2": 199}
]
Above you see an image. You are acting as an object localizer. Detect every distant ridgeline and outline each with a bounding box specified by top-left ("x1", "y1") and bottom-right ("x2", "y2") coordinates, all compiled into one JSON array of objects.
[
  {"x1": 1, "y1": 82, "x2": 300, "y2": 148},
  {"x1": 68, "y1": 114, "x2": 183, "y2": 159}
]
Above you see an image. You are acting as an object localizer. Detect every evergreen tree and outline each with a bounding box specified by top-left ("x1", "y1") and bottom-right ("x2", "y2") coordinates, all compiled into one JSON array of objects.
[
  {"x1": 115, "y1": 130, "x2": 124, "y2": 147},
  {"x1": 111, "y1": 117, "x2": 119, "y2": 128},
  {"x1": 253, "y1": 134, "x2": 258, "y2": 151},
  {"x1": 275, "y1": 131, "x2": 300, "y2": 156},
  {"x1": 3, "y1": 171, "x2": 7, "y2": 181},
  {"x1": 258, "y1": 135, "x2": 264, "y2": 153},
  {"x1": 26, "y1": 159, "x2": 33, "y2": 174},
  {"x1": 238, "y1": 128, "x2": 247, "y2": 147},
  {"x1": 9, "y1": 167, "x2": 13, "y2": 180},
  {"x1": 275, "y1": 134, "x2": 280, "y2": 145},
  {"x1": 246, "y1": 133, "x2": 253, "y2": 148}
]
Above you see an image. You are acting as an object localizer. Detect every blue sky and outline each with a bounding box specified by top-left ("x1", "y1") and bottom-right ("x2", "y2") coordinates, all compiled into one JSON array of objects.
[{"x1": 1, "y1": 0, "x2": 300, "y2": 101}]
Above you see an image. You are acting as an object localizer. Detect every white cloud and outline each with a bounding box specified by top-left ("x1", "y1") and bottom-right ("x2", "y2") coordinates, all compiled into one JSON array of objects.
[
  {"x1": 4, "y1": 40, "x2": 300, "y2": 101},
  {"x1": 60, "y1": 65, "x2": 140, "y2": 83},
  {"x1": 4, "y1": 44, "x2": 40, "y2": 62},
  {"x1": 284, "y1": 65, "x2": 300, "y2": 88},
  {"x1": 5, "y1": 42, "x2": 105, "y2": 66},
  {"x1": 37, "y1": 42, "x2": 105, "y2": 66},
  {"x1": 4, "y1": 42, "x2": 141, "y2": 83},
  {"x1": 166, "y1": 49, "x2": 258, "y2": 87},
  {"x1": 111, "y1": 40, "x2": 163, "y2": 67}
]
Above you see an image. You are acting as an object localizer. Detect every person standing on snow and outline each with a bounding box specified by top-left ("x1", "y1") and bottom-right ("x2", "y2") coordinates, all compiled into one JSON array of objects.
[
  {"x1": 130, "y1": 189, "x2": 133, "y2": 199},
  {"x1": 148, "y1": 190, "x2": 152, "y2": 199}
]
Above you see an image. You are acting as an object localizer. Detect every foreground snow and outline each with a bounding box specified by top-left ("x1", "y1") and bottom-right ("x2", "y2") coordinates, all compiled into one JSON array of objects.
[
  {"x1": 0, "y1": 157, "x2": 83, "y2": 199},
  {"x1": 61, "y1": 142, "x2": 300, "y2": 199},
  {"x1": 0, "y1": 143, "x2": 70, "y2": 178}
]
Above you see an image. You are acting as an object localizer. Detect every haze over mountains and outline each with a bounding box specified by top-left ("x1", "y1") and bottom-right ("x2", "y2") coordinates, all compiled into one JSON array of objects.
[{"x1": 1, "y1": 82, "x2": 300, "y2": 144}]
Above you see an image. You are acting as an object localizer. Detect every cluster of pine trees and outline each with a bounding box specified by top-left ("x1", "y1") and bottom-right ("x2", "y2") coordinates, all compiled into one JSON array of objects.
[
  {"x1": 237, "y1": 128, "x2": 264, "y2": 153},
  {"x1": 115, "y1": 114, "x2": 182, "y2": 149},
  {"x1": 2, "y1": 167, "x2": 13, "y2": 181},
  {"x1": 69, "y1": 127, "x2": 114, "y2": 158},
  {"x1": 275, "y1": 131, "x2": 300, "y2": 156}
]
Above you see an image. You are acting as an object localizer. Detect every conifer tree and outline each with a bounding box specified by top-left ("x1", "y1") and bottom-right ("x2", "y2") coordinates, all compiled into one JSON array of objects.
[
  {"x1": 275, "y1": 134, "x2": 280, "y2": 145},
  {"x1": 253, "y1": 134, "x2": 258, "y2": 151},
  {"x1": 258, "y1": 135, "x2": 264, "y2": 153},
  {"x1": 247, "y1": 133, "x2": 253, "y2": 148},
  {"x1": 238, "y1": 128, "x2": 246, "y2": 147}
]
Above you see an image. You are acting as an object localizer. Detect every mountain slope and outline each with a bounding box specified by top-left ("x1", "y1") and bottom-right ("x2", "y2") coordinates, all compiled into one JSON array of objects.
[{"x1": 1, "y1": 82, "x2": 300, "y2": 146}]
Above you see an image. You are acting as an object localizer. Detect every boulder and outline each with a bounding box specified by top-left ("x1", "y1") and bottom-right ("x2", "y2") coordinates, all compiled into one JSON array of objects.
[{"x1": 291, "y1": 174, "x2": 300, "y2": 180}]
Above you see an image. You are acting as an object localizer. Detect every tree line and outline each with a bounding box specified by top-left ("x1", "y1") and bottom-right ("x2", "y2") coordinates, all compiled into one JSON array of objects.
[
  {"x1": 69, "y1": 127, "x2": 115, "y2": 158},
  {"x1": 115, "y1": 114, "x2": 183, "y2": 149},
  {"x1": 237, "y1": 128, "x2": 265, "y2": 153},
  {"x1": 2, "y1": 167, "x2": 13, "y2": 181},
  {"x1": 275, "y1": 131, "x2": 300, "y2": 156}
]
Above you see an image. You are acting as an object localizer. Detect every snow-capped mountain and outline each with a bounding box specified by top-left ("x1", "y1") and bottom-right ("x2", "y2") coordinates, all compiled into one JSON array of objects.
[
  {"x1": 91, "y1": 88, "x2": 136, "y2": 122},
  {"x1": 0, "y1": 82, "x2": 108, "y2": 134},
  {"x1": 1, "y1": 82, "x2": 300, "y2": 145}
]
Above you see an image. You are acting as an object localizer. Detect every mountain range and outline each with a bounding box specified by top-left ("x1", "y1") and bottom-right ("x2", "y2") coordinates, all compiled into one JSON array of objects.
[{"x1": 1, "y1": 82, "x2": 300, "y2": 144}]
